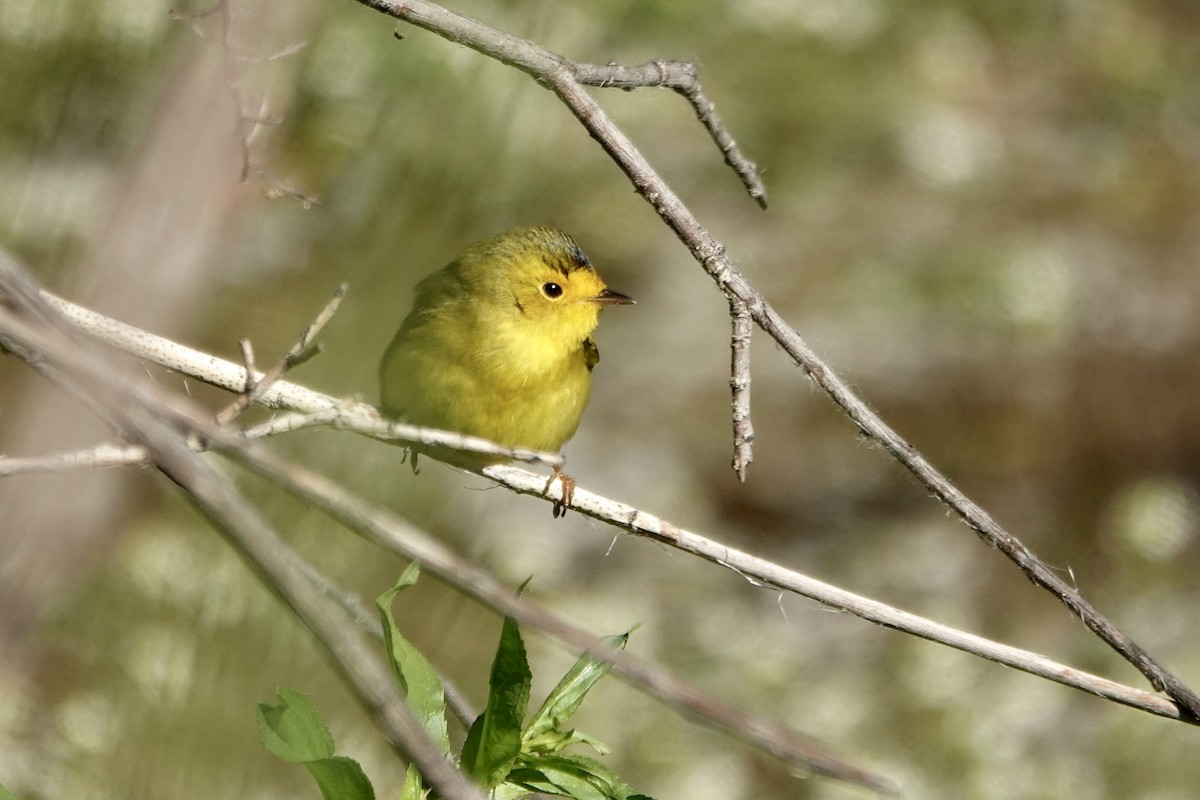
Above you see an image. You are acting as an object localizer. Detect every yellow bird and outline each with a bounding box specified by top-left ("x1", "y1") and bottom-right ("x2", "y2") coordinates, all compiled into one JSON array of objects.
[{"x1": 379, "y1": 226, "x2": 633, "y2": 513}]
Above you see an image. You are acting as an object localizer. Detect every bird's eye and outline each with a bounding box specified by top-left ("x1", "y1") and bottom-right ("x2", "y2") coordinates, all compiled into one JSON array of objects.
[{"x1": 542, "y1": 282, "x2": 564, "y2": 299}]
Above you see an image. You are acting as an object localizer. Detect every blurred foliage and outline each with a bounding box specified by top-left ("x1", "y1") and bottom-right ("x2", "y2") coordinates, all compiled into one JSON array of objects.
[{"x1": 2, "y1": 0, "x2": 1200, "y2": 798}]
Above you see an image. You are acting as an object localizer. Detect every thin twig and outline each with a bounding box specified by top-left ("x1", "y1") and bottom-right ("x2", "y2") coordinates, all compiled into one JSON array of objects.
[
  {"x1": 361, "y1": 0, "x2": 765, "y2": 207},
  {"x1": 353, "y1": 0, "x2": 1200, "y2": 721},
  {"x1": 218, "y1": 0, "x2": 253, "y2": 181},
  {"x1": 573, "y1": 59, "x2": 766, "y2": 208},
  {"x1": 215, "y1": 283, "x2": 346, "y2": 425},
  {"x1": 238, "y1": 338, "x2": 258, "y2": 389},
  {"x1": 729, "y1": 299, "x2": 754, "y2": 480}
]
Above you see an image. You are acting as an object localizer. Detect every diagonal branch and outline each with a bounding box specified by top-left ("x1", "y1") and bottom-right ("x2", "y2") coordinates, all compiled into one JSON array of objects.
[
  {"x1": 482, "y1": 462, "x2": 1187, "y2": 722},
  {"x1": 354, "y1": 0, "x2": 1200, "y2": 721},
  {"x1": 572, "y1": 59, "x2": 767, "y2": 207},
  {"x1": 136, "y1": 421, "x2": 488, "y2": 800},
  {"x1": 0, "y1": 257, "x2": 485, "y2": 800},
  {"x1": 0, "y1": 252, "x2": 896, "y2": 797}
]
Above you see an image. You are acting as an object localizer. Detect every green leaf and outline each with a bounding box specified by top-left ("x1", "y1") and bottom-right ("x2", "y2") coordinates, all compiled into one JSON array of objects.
[
  {"x1": 306, "y1": 755, "x2": 376, "y2": 800},
  {"x1": 520, "y1": 753, "x2": 640, "y2": 800},
  {"x1": 496, "y1": 767, "x2": 559, "y2": 796},
  {"x1": 376, "y1": 563, "x2": 451, "y2": 755},
  {"x1": 0, "y1": 782, "x2": 19, "y2": 800},
  {"x1": 460, "y1": 616, "x2": 531, "y2": 786},
  {"x1": 400, "y1": 763, "x2": 427, "y2": 800},
  {"x1": 525, "y1": 631, "x2": 629, "y2": 744},
  {"x1": 507, "y1": 756, "x2": 609, "y2": 800},
  {"x1": 460, "y1": 714, "x2": 486, "y2": 776},
  {"x1": 257, "y1": 687, "x2": 336, "y2": 763},
  {"x1": 257, "y1": 689, "x2": 376, "y2": 800}
]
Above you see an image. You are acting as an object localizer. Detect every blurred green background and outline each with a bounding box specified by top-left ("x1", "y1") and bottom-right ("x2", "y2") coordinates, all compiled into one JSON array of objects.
[{"x1": 2, "y1": 0, "x2": 1199, "y2": 797}]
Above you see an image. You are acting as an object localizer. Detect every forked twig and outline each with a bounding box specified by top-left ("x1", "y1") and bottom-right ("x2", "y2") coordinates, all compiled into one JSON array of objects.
[
  {"x1": 368, "y1": 1, "x2": 765, "y2": 207},
  {"x1": 573, "y1": 59, "x2": 767, "y2": 207},
  {"x1": 215, "y1": 283, "x2": 346, "y2": 425}
]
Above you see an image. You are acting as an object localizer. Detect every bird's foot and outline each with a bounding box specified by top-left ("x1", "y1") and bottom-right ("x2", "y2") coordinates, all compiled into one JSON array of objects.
[{"x1": 543, "y1": 466, "x2": 576, "y2": 518}]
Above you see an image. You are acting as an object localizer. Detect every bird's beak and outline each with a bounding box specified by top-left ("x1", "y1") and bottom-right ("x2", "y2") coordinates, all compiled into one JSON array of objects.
[{"x1": 594, "y1": 288, "x2": 635, "y2": 306}]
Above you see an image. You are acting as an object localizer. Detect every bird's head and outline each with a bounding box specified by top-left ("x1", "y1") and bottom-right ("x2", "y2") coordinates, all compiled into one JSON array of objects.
[{"x1": 471, "y1": 227, "x2": 633, "y2": 343}]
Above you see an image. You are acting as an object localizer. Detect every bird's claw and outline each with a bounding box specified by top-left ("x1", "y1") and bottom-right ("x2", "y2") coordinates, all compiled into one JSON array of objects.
[{"x1": 544, "y1": 466, "x2": 575, "y2": 518}]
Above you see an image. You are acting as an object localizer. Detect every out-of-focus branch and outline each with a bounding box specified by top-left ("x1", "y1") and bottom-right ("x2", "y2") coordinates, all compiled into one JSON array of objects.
[
  {"x1": 170, "y1": 0, "x2": 320, "y2": 205},
  {"x1": 0, "y1": 254, "x2": 485, "y2": 800},
  {"x1": 0, "y1": 251, "x2": 896, "y2": 797},
  {"x1": 134, "y1": 421, "x2": 486, "y2": 800},
  {"x1": 354, "y1": 0, "x2": 1200, "y2": 721}
]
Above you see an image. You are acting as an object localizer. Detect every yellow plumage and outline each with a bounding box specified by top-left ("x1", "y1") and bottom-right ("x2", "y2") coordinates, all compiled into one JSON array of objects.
[{"x1": 379, "y1": 226, "x2": 632, "y2": 460}]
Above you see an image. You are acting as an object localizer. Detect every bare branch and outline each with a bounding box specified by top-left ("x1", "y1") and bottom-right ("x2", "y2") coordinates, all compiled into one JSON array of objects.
[
  {"x1": 366, "y1": 0, "x2": 765, "y2": 206},
  {"x1": 482, "y1": 463, "x2": 1185, "y2": 722},
  {"x1": 574, "y1": 59, "x2": 766, "y2": 207},
  {"x1": 128, "y1": 419, "x2": 488, "y2": 800},
  {"x1": 0, "y1": 444, "x2": 146, "y2": 475},
  {"x1": 215, "y1": 283, "x2": 346, "y2": 425},
  {"x1": 353, "y1": 0, "x2": 1200, "y2": 721},
  {"x1": 38, "y1": 290, "x2": 564, "y2": 468}
]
